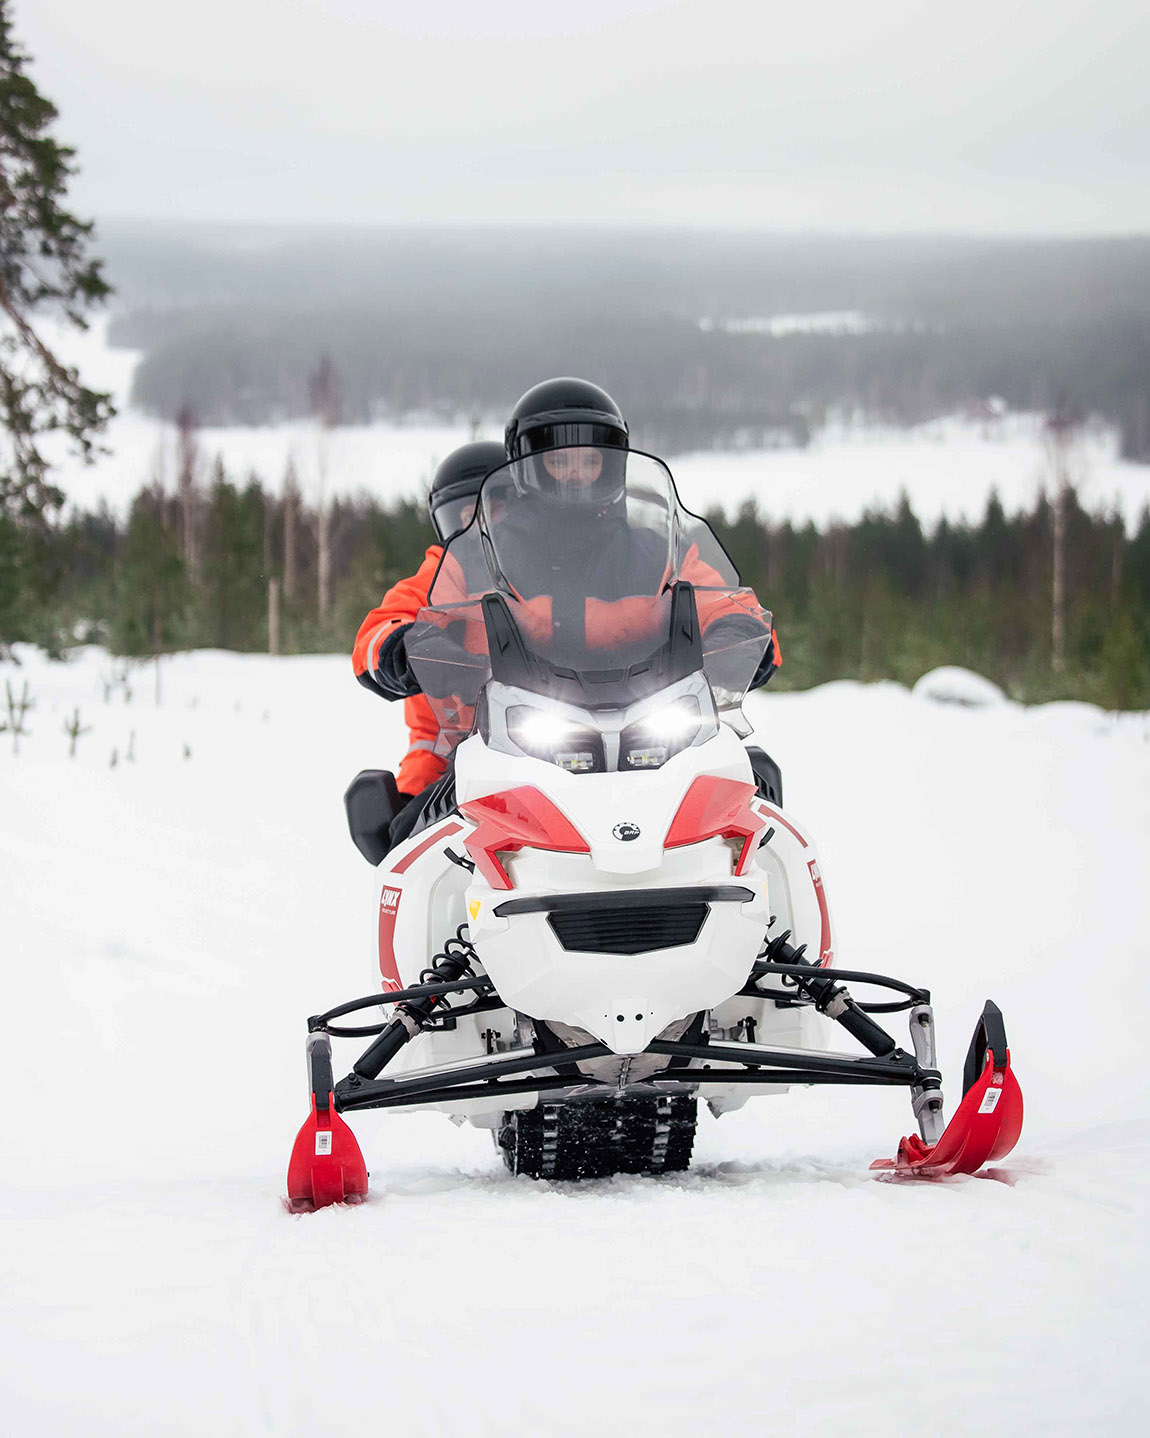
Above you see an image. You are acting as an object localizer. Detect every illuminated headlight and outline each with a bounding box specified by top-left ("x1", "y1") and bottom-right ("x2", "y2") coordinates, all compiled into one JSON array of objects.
[
  {"x1": 506, "y1": 705, "x2": 605, "y2": 774},
  {"x1": 619, "y1": 696, "x2": 708, "y2": 771}
]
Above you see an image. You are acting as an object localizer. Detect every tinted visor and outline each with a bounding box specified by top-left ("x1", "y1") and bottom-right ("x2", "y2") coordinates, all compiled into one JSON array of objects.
[
  {"x1": 430, "y1": 494, "x2": 479, "y2": 541},
  {"x1": 518, "y1": 421, "x2": 627, "y2": 456}
]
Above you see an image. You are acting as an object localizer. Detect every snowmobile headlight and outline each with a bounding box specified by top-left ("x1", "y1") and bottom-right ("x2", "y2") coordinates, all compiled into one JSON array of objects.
[
  {"x1": 506, "y1": 704, "x2": 605, "y2": 774},
  {"x1": 619, "y1": 696, "x2": 707, "y2": 771}
]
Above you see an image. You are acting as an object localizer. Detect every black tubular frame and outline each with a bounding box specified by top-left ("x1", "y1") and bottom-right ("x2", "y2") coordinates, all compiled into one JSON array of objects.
[{"x1": 309, "y1": 934, "x2": 943, "y2": 1117}]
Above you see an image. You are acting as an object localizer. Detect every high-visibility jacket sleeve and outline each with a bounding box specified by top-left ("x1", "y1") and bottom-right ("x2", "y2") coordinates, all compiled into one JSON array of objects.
[
  {"x1": 352, "y1": 546, "x2": 443, "y2": 693},
  {"x1": 677, "y1": 543, "x2": 782, "y2": 670},
  {"x1": 397, "y1": 695, "x2": 448, "y2": 794},
  {"x1": 353, "y1": 545, "x2": 449, "y2": 794}
]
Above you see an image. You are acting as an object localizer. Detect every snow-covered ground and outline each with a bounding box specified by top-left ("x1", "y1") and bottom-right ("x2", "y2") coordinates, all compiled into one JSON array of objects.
[
  {"x1": 2, "y1": 646, "x2": 1148, "y2": 1434},
  {"x1": 40, "y1": 318, "x2": 1150, "y2": 530}
]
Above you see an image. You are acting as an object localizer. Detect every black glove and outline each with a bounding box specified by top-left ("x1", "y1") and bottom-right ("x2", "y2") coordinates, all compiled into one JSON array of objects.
[
  {"x1": 750, "y1": 635, "x2": 779, "y2": 690},
  {"x1": 705, "y1": 614, "x2": 778, "y2": 691},
  {"x1": 373, "y1": 624, "x2": 421, "y2": 699}
]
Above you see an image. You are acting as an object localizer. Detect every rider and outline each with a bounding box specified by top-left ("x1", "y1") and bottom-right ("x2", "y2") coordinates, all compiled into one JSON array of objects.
[
  {"x1": 497, "y1": 378, "x2": 782, "y2": 674},
  {"x1": 353, "y1": 439, "x2": 505, "y2": 799},
  {"x1": 354, "y1": 379, "x2": 781, "y2": 805}
]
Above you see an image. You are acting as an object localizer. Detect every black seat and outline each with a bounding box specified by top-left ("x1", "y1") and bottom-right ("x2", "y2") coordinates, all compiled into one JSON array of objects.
[
  {"x1": 746, "y1": 745, "x2": 784, "y2": 807},
  {"x1": 343, "y1": 769, "x2": 404, "y2": 866}
]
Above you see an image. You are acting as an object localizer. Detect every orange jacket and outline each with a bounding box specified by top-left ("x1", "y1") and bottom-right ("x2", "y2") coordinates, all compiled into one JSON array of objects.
[
  {"x1": 353, "y1": 547, "x2": 448, "y2": 794},
  {"x1": 354, "y1": 542, "x2": 782, "y2": 795}
]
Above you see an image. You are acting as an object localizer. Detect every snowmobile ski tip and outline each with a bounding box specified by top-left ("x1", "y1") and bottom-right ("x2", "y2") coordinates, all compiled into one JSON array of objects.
[
  {"x1": 871, "y1": 1000, "x2": 1023, "y2": 1180},
  {"x1": 286, "y1": 1091, "x2": 369, "y2": 1213}
]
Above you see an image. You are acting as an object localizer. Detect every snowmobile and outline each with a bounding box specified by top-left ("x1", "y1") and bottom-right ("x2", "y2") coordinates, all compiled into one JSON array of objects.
[{"x1": 287, "y1": 447, "x2": 1023, "y2": 1210}]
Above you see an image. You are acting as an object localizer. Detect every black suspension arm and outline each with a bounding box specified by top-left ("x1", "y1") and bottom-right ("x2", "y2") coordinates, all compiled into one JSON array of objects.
[
  {"x1": 336, "y1": 1041, "x2": 612, "y2": 1111},
  {"x1": 646, "y1": 1038, "x2": 922, "y2": 1083}
]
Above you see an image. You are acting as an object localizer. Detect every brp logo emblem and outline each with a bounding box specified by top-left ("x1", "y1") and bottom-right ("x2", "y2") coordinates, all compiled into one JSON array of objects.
[{"x1": 612, "y1": 822, "x2": 641, "y2": 842}]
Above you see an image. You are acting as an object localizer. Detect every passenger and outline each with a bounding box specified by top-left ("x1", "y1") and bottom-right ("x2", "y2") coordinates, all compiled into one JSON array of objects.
[{"x1": 352, "y1": 440, "x2": 504, "y2": 801}]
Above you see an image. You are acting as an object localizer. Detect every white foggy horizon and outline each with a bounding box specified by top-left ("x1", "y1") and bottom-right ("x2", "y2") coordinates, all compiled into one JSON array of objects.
[{"x1": 19, "y1": 0, "x2": 1150, "y2": 236}]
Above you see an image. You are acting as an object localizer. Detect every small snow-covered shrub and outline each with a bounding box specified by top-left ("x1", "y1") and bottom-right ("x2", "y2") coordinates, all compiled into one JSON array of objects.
[{"x1": 912, "y1": 666, "x2": 1007, "y2": 709}]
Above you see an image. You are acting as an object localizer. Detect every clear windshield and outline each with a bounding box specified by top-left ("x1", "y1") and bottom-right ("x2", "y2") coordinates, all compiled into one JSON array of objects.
[{"x1": 407, "y1": 447, "x2": 770, "y2": 752}]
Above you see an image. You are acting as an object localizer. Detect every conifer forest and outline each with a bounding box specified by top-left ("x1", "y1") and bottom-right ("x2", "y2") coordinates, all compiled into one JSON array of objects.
[{"x1": 6, "y1": 458, "x2": 1148, "y2": 709}]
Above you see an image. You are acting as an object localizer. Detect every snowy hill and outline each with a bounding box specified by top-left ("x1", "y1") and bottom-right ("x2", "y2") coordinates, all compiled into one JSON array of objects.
[{"x1": 2, "y1": 647, "x2": 1148, "y2": 1434}]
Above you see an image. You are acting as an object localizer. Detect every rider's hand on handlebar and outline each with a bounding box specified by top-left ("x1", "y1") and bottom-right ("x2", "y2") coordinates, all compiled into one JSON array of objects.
[{"x1": 374, "y1": 624, "x2": 421, "y2": 699}]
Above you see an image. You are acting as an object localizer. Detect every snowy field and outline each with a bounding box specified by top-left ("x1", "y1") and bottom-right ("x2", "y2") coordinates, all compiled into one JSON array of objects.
[
  {"x1": 42, "y1": 318, "x2": 1150, "y2": 530},
  {"x1": 2, "y1": 646, "x2": 1148, "y2": 1435}
]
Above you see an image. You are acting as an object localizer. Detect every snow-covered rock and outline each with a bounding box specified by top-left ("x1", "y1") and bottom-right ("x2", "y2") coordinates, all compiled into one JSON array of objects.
[{"x1": 913, "y1": 665, "x2": 1008, "y2": 708}]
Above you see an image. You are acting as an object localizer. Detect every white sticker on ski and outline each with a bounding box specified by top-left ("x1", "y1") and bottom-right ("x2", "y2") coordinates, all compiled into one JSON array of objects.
[
  {"x1": 978, "y1": 1088, "x2": 1001, "y2": 1114},
  {"x1": 315, "y1": 1131, "x2": 333, "y2": 1156}
]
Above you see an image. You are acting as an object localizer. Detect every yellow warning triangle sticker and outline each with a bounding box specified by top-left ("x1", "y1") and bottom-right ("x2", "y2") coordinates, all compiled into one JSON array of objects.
[{"x1": 468, "y1": 900, "x2": 481, "y2": 920}]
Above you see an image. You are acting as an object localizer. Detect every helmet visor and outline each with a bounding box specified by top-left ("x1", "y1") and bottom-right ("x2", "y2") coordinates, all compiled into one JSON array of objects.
[
  {"x1": 430, "y1": 494, "x2": 479, "y2": 542},
  {"x1": 512, "y1": 443, "x2": 628, "y2": 508},
  {"x1": 517, "y1": 421, "x2": 627, "y2": 456}
]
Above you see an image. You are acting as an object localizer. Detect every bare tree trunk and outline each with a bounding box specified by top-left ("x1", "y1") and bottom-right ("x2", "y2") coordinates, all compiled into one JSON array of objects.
[
  {"x1": 1051, "y1": 484, "x2": 1067, "y2": 673},
  {"x1": 308, "y1": 356, "x2": 341, "y2": 625},
  {"x1": 283, "y1": 464, "x2": 299, "y2": 601},
  {"x1": 268, "y1": 577, "x2": 281, "y2": 656},
  {"x1": 317, "y1": 501, "x2": 332, "y2": 623},
  {"x1": 176, "y1": 405, "x2": 200, "y2": 580},
  {"x1": 1046, "y1": 408, "x2": 1077, "y2": 675}
]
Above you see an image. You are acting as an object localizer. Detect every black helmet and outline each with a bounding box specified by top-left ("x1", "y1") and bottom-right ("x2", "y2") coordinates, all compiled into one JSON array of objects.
[
  {"x1": 504, "y1": 377, "x2": 628, "y2": 460},
  {"x1": 427, "y1": 440, "x2": 506, "y2": 541}
]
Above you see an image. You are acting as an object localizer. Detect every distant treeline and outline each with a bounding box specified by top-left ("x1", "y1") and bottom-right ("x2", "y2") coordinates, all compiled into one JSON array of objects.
[
  {"x1": 104, "y1": 227, "x2": 1150, "y2": 460},
  {"x1": 4, "y1": 461, "x2": 1148, "y2": 709}
]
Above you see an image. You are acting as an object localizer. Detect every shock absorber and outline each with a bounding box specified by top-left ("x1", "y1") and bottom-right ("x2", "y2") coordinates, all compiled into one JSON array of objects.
[
  {"x1": 351, "y1": 927, "x2": 479, "y2": 1080},
  {"x1": 759, "y1": 930, "x2": 899, "y2": 1056}
]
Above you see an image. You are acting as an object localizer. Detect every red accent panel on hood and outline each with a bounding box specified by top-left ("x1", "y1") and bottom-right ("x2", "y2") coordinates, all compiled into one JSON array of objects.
[
  {"x1": 389, "y1": 819, "x2": 464, "y2": 875},
  {"x1": 460, "y1": 786, "x2": 590, "y2": 890},
  {"x1": 664, "y1": 775, "x2": 766, "y2": 876}
]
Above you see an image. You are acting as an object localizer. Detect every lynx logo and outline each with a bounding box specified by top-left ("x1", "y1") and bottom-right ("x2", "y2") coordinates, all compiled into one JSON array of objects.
[
  {"x1": 612, "y1": 822, "x2": 641, "y2": 842},
  {"x1": 381, "y1": 887, "x2": 401, "y2": 911}
]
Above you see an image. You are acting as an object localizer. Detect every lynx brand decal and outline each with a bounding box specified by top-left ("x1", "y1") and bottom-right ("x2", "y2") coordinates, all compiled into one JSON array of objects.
[
  {"x1": 378, "y1": 885, "x2": 404, "y2": 990},
  {"x1": 469, "y1": 899, "x2": 482, "y2": 921}
]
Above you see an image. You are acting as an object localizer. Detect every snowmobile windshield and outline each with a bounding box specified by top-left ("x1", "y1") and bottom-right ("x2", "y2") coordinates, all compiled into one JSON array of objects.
[{"x1": 406, "y1": 446, "x2": 771, "y2": 752}]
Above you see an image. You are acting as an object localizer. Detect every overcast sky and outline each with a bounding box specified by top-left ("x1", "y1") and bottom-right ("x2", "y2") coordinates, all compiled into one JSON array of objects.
[{"x1": 18, "y1": 0, "x2": 1150, "y2": 233}]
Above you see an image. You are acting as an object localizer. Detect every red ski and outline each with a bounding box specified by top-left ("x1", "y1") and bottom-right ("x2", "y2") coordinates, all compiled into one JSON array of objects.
[{"x1": 872, "y1": 1001, "x2": 1023, "y2": 1180}]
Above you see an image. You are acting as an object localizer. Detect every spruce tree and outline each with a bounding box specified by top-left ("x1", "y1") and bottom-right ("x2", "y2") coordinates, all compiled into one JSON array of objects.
[
  {"x1": 111, "y1": 488, "x2": 187, "y2": 658},
  {"x1": 0, "y1": 0, "x2": 112, "y2": 531}
]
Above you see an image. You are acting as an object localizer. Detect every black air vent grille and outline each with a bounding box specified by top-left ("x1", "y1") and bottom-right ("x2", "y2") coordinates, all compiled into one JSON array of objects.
[{"x1": 548, "y1": 903, "x2": 708, "y2": 956}]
